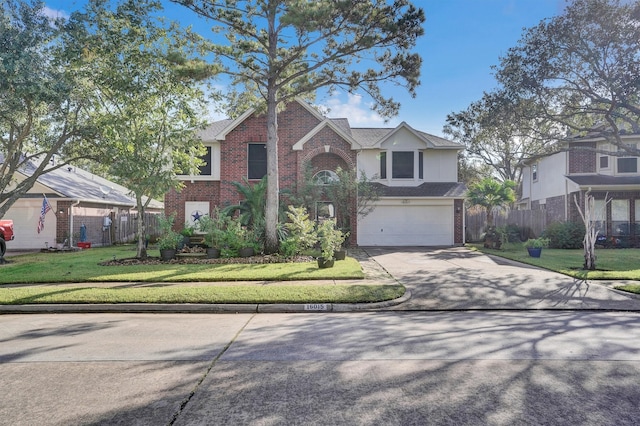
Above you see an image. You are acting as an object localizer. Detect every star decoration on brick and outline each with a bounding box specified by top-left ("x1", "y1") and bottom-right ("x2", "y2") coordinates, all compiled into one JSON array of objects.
[{"x1": 191, "y1": 211, "x2": 204, "y2": 222}]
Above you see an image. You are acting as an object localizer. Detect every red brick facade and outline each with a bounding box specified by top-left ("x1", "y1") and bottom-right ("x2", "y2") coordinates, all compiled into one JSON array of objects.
[
  {"x1": 166, "y1": 102, "x2": 359, "y2": 239},
  {"x1": 166, "y1": 182, "x2": 221, "y2": 229},
  {"x1": 166, "y1": 100, "x2": 463, "y2": 247},
  {"x1": 454, "y1": 199, "x2": 464, "y2": 244},
  {"x1": 568, "y1": 142, "x2": 597, "y2": 174}
]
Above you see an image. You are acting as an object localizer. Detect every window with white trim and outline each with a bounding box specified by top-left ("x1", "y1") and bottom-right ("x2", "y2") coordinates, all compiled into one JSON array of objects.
[
  {"x1": 599, "y1": 144, "x2": 610, "y2": 170},
  {"x1": 392, "y1": 151, "x2": 414, "y2": 179},
  {"x1": 313, "y1": 170, "x2": 339, "y2": 185},
  {"x1": 617, "y1": 143, "x2": 638, "y2": 174}
]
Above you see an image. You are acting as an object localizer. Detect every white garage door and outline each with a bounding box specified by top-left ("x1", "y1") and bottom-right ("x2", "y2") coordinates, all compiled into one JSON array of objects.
[{"x1": 358, "y1": 204, "x2": 453, "y2": 246}]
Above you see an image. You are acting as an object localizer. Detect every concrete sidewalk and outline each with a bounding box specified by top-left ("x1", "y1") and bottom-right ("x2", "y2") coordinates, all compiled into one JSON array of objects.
[{"x1": 1, "y1": 247, "x2": 639, "y2": 313}]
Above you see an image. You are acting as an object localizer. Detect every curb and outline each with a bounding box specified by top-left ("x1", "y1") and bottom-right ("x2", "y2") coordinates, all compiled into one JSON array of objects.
[{"x1": 0, "y1": 289, "x2": 412, "y2": 314}]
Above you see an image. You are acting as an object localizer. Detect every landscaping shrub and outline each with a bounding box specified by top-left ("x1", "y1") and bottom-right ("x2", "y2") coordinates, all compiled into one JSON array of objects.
[
  {"x1": 542, "y1": 221, "x2": 585, "y2": 249},
  {"x1": 498, "y1": 224, "x2": 522, "y2": 243},
  {"x1": 281, "y1": 205, "x2": 317, "y2": 256}
]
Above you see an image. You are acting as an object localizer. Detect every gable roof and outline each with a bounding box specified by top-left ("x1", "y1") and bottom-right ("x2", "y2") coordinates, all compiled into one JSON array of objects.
[
  {"x1": 292, "y1": 118, "x2": 363, "y2": 150},
  {"x1": 200, "y1": 98, "x2": 327, "y2": 142},
  {"x1": 198, "y1": 99, "x2": 462, "y2": 152},
  {"x1": 19, "y1": 161, "x2": 163, "y2": 209},
  {"x1": 351, "y1": 122, "x2": 462, "y2": 150}
]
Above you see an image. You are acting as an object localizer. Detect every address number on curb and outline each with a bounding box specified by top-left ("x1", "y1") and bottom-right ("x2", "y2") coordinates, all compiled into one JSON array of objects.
[{"x1": 304, "y1": 304, "x2": 329, "y2": 311}]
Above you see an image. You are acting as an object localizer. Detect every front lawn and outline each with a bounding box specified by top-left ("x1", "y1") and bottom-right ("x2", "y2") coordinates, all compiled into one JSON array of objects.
[
  {"x1": 0, "y1": 246, "x2": 407, "y2": 305},
  {"x1": 0, "y1": 245, "x2": 364, "y2": 283},
  {"x1": 0, "y1": 284, "x2": 404, "y2": 305},
  {"x1": 471, "y1": 243, "x2": 640, "y2": 293}
]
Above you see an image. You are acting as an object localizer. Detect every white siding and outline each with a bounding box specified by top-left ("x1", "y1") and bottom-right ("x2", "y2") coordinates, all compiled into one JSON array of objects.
[
  {"x1": 423, "y1": 150, "x2": 458, "y2": 182},
  {"x1": 530, "y1": 152, "x2": 568, "y2": 202}
]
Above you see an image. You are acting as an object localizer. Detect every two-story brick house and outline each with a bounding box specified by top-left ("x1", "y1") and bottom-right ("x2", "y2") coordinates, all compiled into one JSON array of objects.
[
  {"x1": 165, "y1": 99, "x2": 466, "y2": 246},
  {"x1": 521, "y1": 131, "x2": 640, "y2": 246}
]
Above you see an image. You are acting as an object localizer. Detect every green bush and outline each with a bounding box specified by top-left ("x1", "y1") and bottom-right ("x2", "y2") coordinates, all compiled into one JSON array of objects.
[
  {"x1": 542, "y1": 221, "x2": 585, "y2": 249},
  {"x1": 281, "y1": 205, "x2": 317, "y2": 256},
  {"x1": 497, "y1": 224, "x2": 522, "y2": 243}
]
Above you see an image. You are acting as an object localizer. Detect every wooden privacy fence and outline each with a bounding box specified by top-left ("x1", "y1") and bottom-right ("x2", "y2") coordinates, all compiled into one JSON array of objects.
[
  {"x1": 466, "y1": 209, "x2": 547, "y2": 242},
  {"x1": 72, "y1": 212, "x2": 161, "y2": 246},
  {"x1": 113, "y1": 211, "x2": 161, "y2": 244}
]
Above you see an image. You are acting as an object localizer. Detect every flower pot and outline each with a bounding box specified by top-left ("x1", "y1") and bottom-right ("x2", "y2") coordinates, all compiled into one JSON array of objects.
[
  {"x1": 160, "y1": 248, "x2": 176, "y2": 261},
  {"x1": 317, "y1": 257, "x2": 335, "y2": 268},
  {"x1": 334, "y1": 250, "x2": 346, "y2": 260},
  {"x1": 239, "y1": 247, "x2": 255, "y2": 258},
  {"x1": 527, "y1": 247, "x2": 542, "y2": 258},
  {"x1": 206, "y1": 248, "x2": 221, "y2": 259}
]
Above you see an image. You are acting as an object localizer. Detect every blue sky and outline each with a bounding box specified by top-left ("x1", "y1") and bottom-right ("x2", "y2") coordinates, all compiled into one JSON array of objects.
[{"x1": 44, "y1": 0, "x2": 566, "y2": 136}]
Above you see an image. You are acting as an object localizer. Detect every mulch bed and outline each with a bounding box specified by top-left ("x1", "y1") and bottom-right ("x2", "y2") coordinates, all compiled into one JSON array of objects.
[{"x1": 100, "y1": 254, "x2": 315, "y2": 266}]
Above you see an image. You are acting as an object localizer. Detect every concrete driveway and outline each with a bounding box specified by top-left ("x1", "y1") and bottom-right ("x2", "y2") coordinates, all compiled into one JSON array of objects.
[{"x1": 362, "y1": 246, "x2": 640, "y2": 311}]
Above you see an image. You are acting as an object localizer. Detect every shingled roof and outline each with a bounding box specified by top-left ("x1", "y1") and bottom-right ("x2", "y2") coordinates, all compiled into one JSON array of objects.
[
  {"x1": 20, "y1": 161, "x2": 163, "y2": 209},
  {"x1": 372, "y1": 182, "x2": 467, "y2": 198},
  {"x1": 567, "y1": 174, "x2": 640, "y2": 187}
]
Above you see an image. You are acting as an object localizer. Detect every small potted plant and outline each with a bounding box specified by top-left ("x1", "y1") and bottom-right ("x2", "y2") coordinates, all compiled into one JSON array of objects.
[
  {"x1": 333, "y1": 229, "x2": 350, "y2": 260},
  {"x1": 198, "y1": 213, "x2": 224, "y2": 259},
  {"x1": 317, "y1": 219, "x2": 345, "y2": 268},
  {"x1": 157, "y1": 230, "x2": 182, "y2": 260},
  {"x1": 523, "y1": 237, "x2": 550, "y2": 258},
  {"x1": 238, "y1": 226, "x2": 262, "y2": 257},
  {"x1": 157, "y1": 214, "x2": 183, "y2": 260}
]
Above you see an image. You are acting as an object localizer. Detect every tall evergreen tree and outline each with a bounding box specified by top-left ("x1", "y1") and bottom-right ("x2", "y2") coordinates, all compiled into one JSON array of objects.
[{"x1": 172, "y1": 0, "x2": 425, "y2": 253}]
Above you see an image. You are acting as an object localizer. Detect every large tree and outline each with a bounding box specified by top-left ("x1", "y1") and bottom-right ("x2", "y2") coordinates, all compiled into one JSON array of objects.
[
  {"x1": 172, "y1": 0, "x2": 425, "y2": 253},
  {"x1": 444, "y1": 92, "x2": 558, "y2": 186},
  {"x1": 76, "y1": 0, "x2": 214, "y2": 258},
  {"x1": 0, "y1": 0, "x2": 97, "y2": 218},
  {"x1": 495, "y1": 0, "x2": 640, "y2": 151}
]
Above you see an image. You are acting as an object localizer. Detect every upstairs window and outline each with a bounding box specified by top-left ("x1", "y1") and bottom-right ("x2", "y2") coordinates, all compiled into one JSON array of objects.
[
  {"x1": 617, "y1": 143, "x2": 638, "y2": 174},
  {"x1": 198, "y1": 146, "x2": 212, "y2": 175},
  {"x1": 418, "y1": 151, "x2": 424, "y2": 179},
  {"x1": 248, "y1": 143, "x2": 267, "y2": 179},
  {"x1": 379, "y1": 152, "x2": 387, "y2": 179},
  {"x1": 392, "y1": 151, "x2": 414, "y2": 179},
  {"x1": 599, "y1": 144, "x2": 610, "y2": 170},
  {"x1": 532, "y1": 163, "x2": 538, "y2": 181}
]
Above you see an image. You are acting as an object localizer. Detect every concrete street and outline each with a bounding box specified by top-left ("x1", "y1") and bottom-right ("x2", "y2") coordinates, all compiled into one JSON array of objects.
[
  {"x1": 2, "y1": 247, "x2": 640, "y2": 425},
  {"x1": 2, "y1": 311, "x2": 640, "y2": 425}
]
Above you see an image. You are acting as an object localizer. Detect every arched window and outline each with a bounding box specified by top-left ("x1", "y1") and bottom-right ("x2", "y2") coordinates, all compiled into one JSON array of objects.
[{"x1": 313, "y1": 170, "x2": 339, "y2": 185}]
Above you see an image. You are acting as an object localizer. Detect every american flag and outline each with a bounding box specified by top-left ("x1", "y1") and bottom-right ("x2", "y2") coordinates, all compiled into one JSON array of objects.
[{"x1": 37, "y1": 196, "x2": 52, "y2": 234}]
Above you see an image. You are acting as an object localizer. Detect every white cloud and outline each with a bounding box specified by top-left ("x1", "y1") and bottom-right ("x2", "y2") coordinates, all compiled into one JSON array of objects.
[
  {"x1": 323, "y1": 92, "x2": 399, "y2": 128},
  {"x1": 42, "y1": 6, "x2": 69, "y2": 21}
]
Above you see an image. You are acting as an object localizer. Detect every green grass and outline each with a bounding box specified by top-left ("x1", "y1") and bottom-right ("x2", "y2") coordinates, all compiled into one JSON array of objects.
[
  {"x1": 0, "y1": 245, "x2": 364, "y2": 283},
  {"x1": 0, "y1": 284, "x2": 405, "y2": 305},
  {"x1": 0, "y1": 246, "x2": 407, "y2": 305},
  {"x1": 470, "y1": 242, "x2": 640, "y2": 293}
]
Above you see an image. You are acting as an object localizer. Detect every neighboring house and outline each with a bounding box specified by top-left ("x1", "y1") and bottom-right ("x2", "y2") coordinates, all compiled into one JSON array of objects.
[
  {"x1": 521, "y1": 131, "x2": 640, "y2": 246},
  {"x1": 1, "y1": 160, "x2": 163, "y2": 250},
  {"x1": 166, "y1": 99, "x2": 466, "y2": 246}
]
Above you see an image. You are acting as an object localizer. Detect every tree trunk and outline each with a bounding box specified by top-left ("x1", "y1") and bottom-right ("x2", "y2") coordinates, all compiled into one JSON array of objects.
[
  {"x1": 486, "y1": 209, "x2": 494, "y2": 231},
  {"x1": 574, "y1": 190, "x2": 606, "y2": 271},
  {"x1": 135, "y1": 194, "x2": 147, "y2": 259},
  {"x1": 264, "y1": 88, "x2": 279, "y2": 254}
]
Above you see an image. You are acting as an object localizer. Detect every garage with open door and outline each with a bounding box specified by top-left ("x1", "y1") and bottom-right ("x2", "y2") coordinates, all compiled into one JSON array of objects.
[{"x1": 357, "y1": 199, "x2": 454, "y2": 246}]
